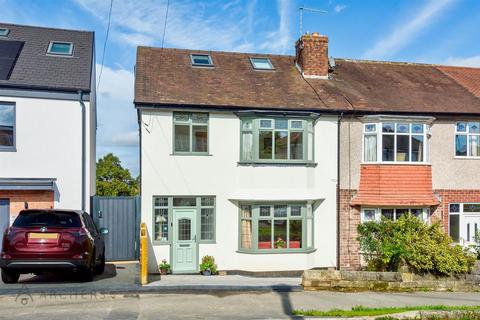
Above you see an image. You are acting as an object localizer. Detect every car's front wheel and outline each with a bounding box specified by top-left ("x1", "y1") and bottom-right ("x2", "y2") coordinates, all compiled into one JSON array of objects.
[{"x1": 1, "y1": 269, "x2": 20, "y2": 284}]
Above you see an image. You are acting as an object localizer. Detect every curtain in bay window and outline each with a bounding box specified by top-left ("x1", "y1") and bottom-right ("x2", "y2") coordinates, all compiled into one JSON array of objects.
[
  {"x1": 364, "y1": 135, "x2": 377, "y2": 162},
  {"x1": 242, "y1": 132, "x2": 253, "y2": 161}
]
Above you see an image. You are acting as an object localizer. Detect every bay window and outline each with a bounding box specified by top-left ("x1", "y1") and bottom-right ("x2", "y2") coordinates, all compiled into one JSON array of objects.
[
  {"x1": 363, "y1": 122, "x2": 427, "y2": 163},
  {"x1": 239, "y1": 203, "x2": 314, "y2": 253},
  {"x1": 361, "y1": 207, "x2": 429, "y2": 222},
  {"x1": 455, "y1": 121, "x2": 480, "y2": 157},
  {"x1": 240, "y1": 118, "x2": 314, "y2": 163}
]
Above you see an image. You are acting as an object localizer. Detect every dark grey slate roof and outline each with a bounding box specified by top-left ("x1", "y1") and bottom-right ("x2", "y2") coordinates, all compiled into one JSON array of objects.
[{"x1": 0, "y1": 23, "x2": 94, "y2": 92}]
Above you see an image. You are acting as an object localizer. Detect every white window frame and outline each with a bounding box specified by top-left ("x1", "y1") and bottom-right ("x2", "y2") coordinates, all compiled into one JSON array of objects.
[
  {"x1": 0, "y1": 28, "x2": 10, "y2": 37},
  {"x1": 361, "y1": 207, "x2": 429, "y2": 223},
  {"x1": 249, "y1": 57, "x2": 274, "y2": 70},
  {"x1": 47, "y1": 41, "x2": 74, "y2": 56},
  {"x1": 455, "y1": 121, "x2": 480, "y2": 159},
  {"x1": 190, "y1": 54, "x2": 214, "y2": 67},
  {"x1": 448, "y1": 203, "x2": 480, "y2": 244},
  {"x1": 362, "y1": 122, "x2": 428, "y2": 164}
]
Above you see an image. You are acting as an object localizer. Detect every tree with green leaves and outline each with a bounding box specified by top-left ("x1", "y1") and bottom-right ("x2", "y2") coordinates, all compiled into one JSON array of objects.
[{"x1": 96, "y1": 153, "x2": 139, "y2": 196}]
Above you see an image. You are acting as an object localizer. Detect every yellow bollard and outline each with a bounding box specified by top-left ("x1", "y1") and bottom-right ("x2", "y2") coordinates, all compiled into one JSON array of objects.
[{"x1": 140, "y1": 222, "x2": 148, "y2": 285}]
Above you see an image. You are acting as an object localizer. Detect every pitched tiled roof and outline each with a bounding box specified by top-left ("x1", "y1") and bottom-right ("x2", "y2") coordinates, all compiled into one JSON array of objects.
[
  {"x1": 437, "y1": 66, "x2": 480, "y2": 98},
  {"x1": 135, "y1": 47, "x2": 480, "y2": 114},
  {"x1": 0, "y1": 23, "x2": 93, "y2": 92},
  {"x1": 350, "y1": 164, "x2": 439, "y2": 206}
]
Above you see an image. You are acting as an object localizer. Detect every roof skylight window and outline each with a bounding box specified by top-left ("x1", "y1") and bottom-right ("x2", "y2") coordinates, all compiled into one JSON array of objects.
[
  {"x1": 0, "y1": 28, "x2": 10, "y2": 37},
  {"x1": 47, "y1": 41, "x2": 74, "y2": 56},
  {"x1": 250, "y1": 57, "x2": 274, "y2": 70},
  {"x1": 190, "y1": 54, "x2": 213, "y2": 67}
]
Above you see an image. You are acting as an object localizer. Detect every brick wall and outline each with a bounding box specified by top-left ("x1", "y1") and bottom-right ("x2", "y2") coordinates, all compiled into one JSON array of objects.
[
  {"x1": 0, "y1": 190, "x2": 54, "y2": 215},
  {"x1": 295, "y1": 33, "x2": 329, "y2": 78},
  {"x1": 433, "y1": 189, "x2": 480, "y2": 232},
  {"x1": 339, "y1": 188, "x2": 480, "y2": 270},
  {"x1": 339, "y1": 189, "x2": 361, "y2": 270}
]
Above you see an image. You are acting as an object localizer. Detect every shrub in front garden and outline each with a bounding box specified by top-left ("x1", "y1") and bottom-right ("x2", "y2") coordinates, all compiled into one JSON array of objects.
[{"x1": 357, "y1": 214, "x2": 476, "y2": 276}]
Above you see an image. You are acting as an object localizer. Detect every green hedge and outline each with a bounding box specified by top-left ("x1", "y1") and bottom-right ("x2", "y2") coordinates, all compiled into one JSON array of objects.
[{"x1": 357, "y1": 214, "x2": 476, "y2": 276}]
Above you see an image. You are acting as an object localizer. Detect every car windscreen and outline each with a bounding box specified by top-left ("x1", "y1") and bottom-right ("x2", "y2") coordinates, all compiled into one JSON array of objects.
[{"x1": 13, "y1": 211, "x2": 81, "y2": 228}]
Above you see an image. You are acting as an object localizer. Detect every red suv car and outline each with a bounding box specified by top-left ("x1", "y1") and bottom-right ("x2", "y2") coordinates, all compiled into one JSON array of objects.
[{"x1": 0, "y1": 209, "x2": 108, "y2": 283}]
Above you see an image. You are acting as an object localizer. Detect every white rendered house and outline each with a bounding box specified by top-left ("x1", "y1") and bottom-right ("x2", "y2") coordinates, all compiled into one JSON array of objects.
[{"x1": 135, "y1": 35, "x2": 339, "y2": 273}]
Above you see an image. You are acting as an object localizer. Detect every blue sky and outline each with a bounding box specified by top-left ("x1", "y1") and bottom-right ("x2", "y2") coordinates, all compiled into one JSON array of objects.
[{"x1": 2, "y1": 0, "x2": 480, "y2": 176}]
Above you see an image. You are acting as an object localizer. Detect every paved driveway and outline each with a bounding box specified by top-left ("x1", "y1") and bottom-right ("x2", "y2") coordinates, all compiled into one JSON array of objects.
[{"x1": 0, "y1": 262, "x2": 138, "y2": 295}]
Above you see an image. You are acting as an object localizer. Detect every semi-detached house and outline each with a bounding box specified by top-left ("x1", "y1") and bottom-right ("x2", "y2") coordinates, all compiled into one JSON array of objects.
[
  {"x1": 0, "y1": 23, "x2": 96, "y2": 245},
  {"x1": 134, "y1": 32, "x2": 480, "y2": 274}
]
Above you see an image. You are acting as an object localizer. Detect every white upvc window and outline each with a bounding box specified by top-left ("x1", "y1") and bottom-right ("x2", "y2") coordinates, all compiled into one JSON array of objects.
[
  {"x1": 363, "y1": 122, "x2": 428, "y2": 163},
  {"x1": 455, "y1": 121, "x2": 480, "y2": 158},
  {"x1": 361, "y1": 207, "x2": 429, "y2": 223}
]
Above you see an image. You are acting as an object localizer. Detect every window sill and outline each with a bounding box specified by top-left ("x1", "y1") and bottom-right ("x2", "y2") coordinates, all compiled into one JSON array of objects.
[
  {"x1": 361, "y1": 162, "x2": 431, "y2": 166},
  {"x1": 238, "y1": 161, "x2": 317, "y2": 167},
  {"x1": 170, "y1": 153, "x2": 212, "y2": 156},
  {"x1": 236, "y1": 248, "x2": 316, "y2": 254},
  {"x1": 454, "y1": 156, "x2": 480, "y2": 160},
  {"x1": 0, "y1": 147, "x2": 16, "y2": 152}
]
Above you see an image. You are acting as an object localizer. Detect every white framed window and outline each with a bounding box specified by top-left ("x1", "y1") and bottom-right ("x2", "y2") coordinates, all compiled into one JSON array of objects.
[
  {"x1": 47, "y1": 41, "x2": 74, "y2": 56},
  {"x1": 361, "y1": 207, "x2": 429, "y2": 223},
  {"x1": 0, "y1": 28, "x2": 10, "y2": 37},
  {"x1": 448, "y1": 203, "x2": 480, "y2": 243},
  {"x1": 190, "y1": 54, "x2": 213, "y2": 67},
  {"x1": 173, "y1": 112, "x2": 209, "y2": 154},
  {"x1": 455, "y1": 122, "x2": 480, "y2": 157},
  {"x1": 250, "y1": 57, "x2": 274, "y2": 70},
  {"x1": 363, "y1": 122, "x2": 427, "y2": 163}
]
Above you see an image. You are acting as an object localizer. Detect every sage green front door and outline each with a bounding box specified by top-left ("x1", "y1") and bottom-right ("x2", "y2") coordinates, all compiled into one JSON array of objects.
[{"x1": 172, "y1": 208, "x2": 197, "y2": 273}]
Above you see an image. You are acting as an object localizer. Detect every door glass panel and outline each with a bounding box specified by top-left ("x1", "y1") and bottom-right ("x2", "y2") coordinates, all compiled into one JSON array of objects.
[
  {"x1": 467, "y1": 223, "x2": 470, "y2": 242},
  {"x1": 178, "y1": 218, "x2": 191, "y2": 241},
  {"x1": 258, "y1": 220, "x2": 272, "y2": 249},
  {"x1": 449, "y1": 214, "x2": 460, "y2": 242}
]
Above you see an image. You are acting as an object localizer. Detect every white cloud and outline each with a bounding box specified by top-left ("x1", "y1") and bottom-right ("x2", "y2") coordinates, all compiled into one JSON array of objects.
[
  {"x1": 102, "y1": 130, "x2": 138, "y2": 147},
  {"x1": 443, "y1": 55, "x2": 480, "y2": 67},
  {"x1": 363, "y1": 0, "x2": 454, "y2": 60},
  {"x1": 95, "y1": 64, "x2": 134, "y2": 101},
  {"x1": 259, "y1": 0, "x2": 293, "y2": 54},
  {"x1": 73, "y1": 0, "x2": 269, "y2": 53},
  {"x1": 334, "y1": 4, "x2": 347, "y2": 13}
]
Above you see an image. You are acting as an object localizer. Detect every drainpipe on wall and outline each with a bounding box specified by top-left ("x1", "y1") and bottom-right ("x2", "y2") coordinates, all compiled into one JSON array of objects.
[
  {"x1": 336, "y1": 112, "x2": 344, "y2": 270},
  {"x1": 78, "y1": 90, "x2": 86, "y2": 211}
]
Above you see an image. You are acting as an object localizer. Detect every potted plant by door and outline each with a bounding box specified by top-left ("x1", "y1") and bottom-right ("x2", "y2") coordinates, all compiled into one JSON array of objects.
[
  {"x1": 159, "y1": 259, "x2": 171, "y2": 275},
  {"x1": 199, "y1": 255, "x2": 217, "y2": 276}
]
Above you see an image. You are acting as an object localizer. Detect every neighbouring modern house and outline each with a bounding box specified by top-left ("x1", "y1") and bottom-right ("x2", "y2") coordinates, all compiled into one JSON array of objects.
[
  {"x1": 0, "y1": 23, "x2": 96, "y2": 237},
  {"x1": 135, "y1": 32, "x2": 480, "y2": 273}
]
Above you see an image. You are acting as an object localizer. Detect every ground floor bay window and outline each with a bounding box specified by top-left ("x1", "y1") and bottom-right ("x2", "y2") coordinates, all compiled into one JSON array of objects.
[
  {"x1": 239, "y1": 203, "x2": 314, "y2": 253},
  {"x1": 361, "y1": 207, "x2": 429, "y2": 223}
]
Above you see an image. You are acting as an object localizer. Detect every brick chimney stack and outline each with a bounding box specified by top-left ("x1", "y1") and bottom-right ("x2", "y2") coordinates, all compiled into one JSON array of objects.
[{"x1": 295, "y1": 32, "x2": 329, "y2": 79}]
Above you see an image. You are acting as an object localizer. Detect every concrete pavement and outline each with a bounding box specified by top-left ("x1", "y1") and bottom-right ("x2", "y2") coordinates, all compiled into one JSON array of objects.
[{"x1": 1, "y1": 291, "x2": 480, "y2": 319}]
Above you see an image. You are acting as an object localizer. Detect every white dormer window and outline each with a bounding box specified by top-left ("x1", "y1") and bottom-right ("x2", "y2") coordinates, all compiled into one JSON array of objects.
[
  {"x1": 250, "y1": 57, "x2": 274, "y2": 70},
  {"x1": 0, "y1": 28, "x2": 10, "y2": 37},
  {"x1": 47, "y1": 41, "x2": 74, "y2": 56},
  {"x1": 190, "y1": 54, "x2": 213, "y2": 67}
]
